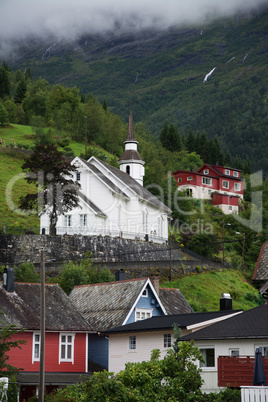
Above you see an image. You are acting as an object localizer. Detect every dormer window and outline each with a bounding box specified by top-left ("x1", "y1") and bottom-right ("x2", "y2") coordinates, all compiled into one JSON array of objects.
[
  {"x1": 135, "y1": 308, "x2": 153, "y2": 321},
  {"x1": 225, "y1": 169, "x2": 230, "y2": 175},
  {"x1": 126, "y1": 165, "x2": 130, "y2": 175},
  {"x1": 233, "y1": 171, "x2": 238, "y2": 177},
  {"x1": 204, "y1": 169, "x2": 209, "y2": 174}
]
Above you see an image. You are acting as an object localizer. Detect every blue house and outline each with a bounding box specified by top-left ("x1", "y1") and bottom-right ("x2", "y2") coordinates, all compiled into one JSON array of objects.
[{"x1": 69, "y1": 275, "x2": 192, "y2": 369}]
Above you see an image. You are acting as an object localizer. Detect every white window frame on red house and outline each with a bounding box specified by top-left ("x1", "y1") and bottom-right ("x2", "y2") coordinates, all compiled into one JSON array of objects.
[
  {"x1": 202, "y1": 177, "x2": 212, "y2": 185},
  {"x1": 59, "y1": 333, "x2": 75, "y2": 364},
  {"x1": 234, "y1": 183, "x2": 241, "y2": 191},
  {"x1": 178, "y1": 178, "x2": 182, "y2": 183},
  {"x1": 203, "y1": 169, "x2": 209, "y2": 174},
  {"x1": 187, "y1": 176, "x2": 193, "y2": 181},
  {"x1": 225, "y1": 169, "x2": 230, "y2": 175},
  {"x1": 223, "y1": 180, "x2": 229, "y2": 189},
  {"x1": 32, "y1": 332, "x2": 40, "y2": 362},
  {"x1": 233, "y1": 171, "x2": 239, "y2": 177}
]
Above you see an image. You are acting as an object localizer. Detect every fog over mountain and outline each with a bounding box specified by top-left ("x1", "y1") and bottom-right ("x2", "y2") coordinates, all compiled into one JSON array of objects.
[{"x1": 0, "y1": 0, "x2": 267, "y2": 58}]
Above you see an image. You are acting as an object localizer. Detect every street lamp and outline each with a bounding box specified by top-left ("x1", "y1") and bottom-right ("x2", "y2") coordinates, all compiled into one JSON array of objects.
[
  {"x1": 85, "y1": 116, "x2": 88, "y2": 156},
  {"x1": 222, "y1": 220, "x2": 231, "y2": 265}
]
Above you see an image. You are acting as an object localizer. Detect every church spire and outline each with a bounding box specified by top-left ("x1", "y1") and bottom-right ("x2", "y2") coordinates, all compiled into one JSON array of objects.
[
  {"x1": 118, "y1": 111, "x2": 145, "y2": 186},
  {"x1": 127, "y1": 111, "x2": 136, "y2": 142}
]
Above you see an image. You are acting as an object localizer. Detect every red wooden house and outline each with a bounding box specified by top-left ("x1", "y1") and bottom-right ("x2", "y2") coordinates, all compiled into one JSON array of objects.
[
  {"x1": 0, "y1": 269, "x2": 93, "y2": 401},
  {"x1": 172, "y1": 163, "x2": 244, "y2": 214}
]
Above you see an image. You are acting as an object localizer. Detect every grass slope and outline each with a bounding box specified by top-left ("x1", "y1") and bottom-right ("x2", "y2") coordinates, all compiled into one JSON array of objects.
[
  {"x1": 0, "y1": 124, "x2": 114, "y2": 232},
  {"x1": 162, "y1": 269, "x2": 262, "y2": 312}
]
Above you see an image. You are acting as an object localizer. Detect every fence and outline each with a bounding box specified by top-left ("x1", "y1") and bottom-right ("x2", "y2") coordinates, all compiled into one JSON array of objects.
[{"x1": 241, "y1": 386, "x2": 268, "y2": 402}]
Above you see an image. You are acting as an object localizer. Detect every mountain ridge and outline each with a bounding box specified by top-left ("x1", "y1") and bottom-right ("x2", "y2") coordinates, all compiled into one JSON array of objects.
[{"x1": 2, "y1": 7, "x2": 268, "y2": 171}]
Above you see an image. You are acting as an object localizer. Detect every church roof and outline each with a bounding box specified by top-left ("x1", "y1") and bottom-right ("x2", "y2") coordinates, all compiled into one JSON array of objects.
[
  {"x1": 118, "y1": 149, "x2": 144, "y2": 162},
  {"x1": 94, "y1": 158, "x2": 171, "y2": 212},
  {"x1": 78, "y1": 190, "x2": 107, "y2": 217},
  {"x1": 82, "y1": 160, "x2": 129, "y2": 199}
]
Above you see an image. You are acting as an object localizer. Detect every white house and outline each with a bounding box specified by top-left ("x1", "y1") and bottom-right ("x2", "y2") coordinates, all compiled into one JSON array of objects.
[
  {"x1": 40, "y1": 112, "x2": 171, "y2": 243},
  {"x1": 102, "y1": 308, "x2": 241, "y2": 375},
  {"x1": 180, "y1": 303, "x2": 268, "y2": 393}
]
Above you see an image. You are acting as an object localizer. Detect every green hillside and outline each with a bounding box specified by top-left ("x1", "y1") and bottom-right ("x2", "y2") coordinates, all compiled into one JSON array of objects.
[
  {"x1": 162, "y1": 269, "x2": 263, "y2": 312},
  {"x1": 8, "y1": 9, "x2": 268, "y2": 172}
]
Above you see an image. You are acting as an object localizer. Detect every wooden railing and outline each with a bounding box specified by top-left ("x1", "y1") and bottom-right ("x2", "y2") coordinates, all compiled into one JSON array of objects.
[{"x1": 218, "y1": 356, "x2": 268, "y2": 387}]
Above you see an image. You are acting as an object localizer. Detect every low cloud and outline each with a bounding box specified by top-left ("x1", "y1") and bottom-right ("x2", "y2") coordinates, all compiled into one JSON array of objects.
[{"x1": 0, "y1": 0, "x2": 266, "y2": 58}]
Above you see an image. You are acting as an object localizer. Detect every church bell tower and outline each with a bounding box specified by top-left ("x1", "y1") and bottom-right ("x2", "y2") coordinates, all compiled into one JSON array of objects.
[{"x1": 118, "y1": 111, "x2": 145, "y2": 186}]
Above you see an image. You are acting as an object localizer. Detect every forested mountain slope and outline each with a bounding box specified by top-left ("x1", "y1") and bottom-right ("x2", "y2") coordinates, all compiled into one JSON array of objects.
[{"x1": 3, "y1": 7, "x2": 268, "y2": 172}]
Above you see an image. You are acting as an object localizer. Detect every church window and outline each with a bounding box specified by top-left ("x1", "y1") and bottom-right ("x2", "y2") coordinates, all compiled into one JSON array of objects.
[
  {"x1": 64, "y1": 215, "x2": 72, "y2": 227},
  {"x1": 80, "y1": 215, "x2": 87, "y2": 226},
  {"x1": 126, "y1": 165, "x2": 130, "y2": 175}
]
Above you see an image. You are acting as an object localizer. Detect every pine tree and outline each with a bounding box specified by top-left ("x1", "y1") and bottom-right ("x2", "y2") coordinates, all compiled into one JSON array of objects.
[
  {"x1": 14, "y1": 79, "x2": 27, "y2": 103},
  {"x1": 0, "y1": 67, "x2": 11, "y2": 99}
]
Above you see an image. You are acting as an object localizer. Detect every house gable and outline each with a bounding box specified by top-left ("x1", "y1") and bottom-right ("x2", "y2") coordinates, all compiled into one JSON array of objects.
[{"x1": 122, "y1": 278, "x2": 167, "y2": 325}]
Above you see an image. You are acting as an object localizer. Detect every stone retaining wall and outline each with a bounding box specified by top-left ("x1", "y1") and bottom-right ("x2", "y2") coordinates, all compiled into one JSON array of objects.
[{"x1": 0, "y1": 234, "x2": 225, "y2": 278}]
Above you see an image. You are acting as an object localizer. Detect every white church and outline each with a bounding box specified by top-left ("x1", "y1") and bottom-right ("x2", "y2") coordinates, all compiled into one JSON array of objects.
[{"x1": 40, "y1": 112, "x2": 171, "y2": 243}]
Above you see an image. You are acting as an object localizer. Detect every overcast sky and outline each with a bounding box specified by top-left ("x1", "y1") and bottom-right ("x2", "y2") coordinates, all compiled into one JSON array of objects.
[{"x1": 0, "y1": 0, "x2": 266, "y2": 57}]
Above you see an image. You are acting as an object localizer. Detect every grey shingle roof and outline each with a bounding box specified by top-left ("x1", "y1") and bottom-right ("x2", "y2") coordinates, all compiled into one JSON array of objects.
[
  {"x1": 83, "y1": 160, "x2": 129, "y2": 198},
  {"x1": 0, "y1": 283, "x2": 93, "y2": 332},
  {"x1": 118, "y1": 149, "x2": 144, "y2": 162},
  {"x1": 69, "y1": 278, "x2": 149, "y2": 331},
  {"x1": 252, "y1": 241, "x2": 268, "y2": 282},
  {"x1": 94, "y1": 158, "x2": 171, "y2": 212},
  {"x1": 103, "y1": 310, "x2": 239, "y2": 334},
  {"x1": 159, "y1": 288, "x2": 193, "y2": 315},
  {"x1": 78, "y1": 190, "x2": 107, "y2": 217},
  {"x1": 180, "y1": 304, "x2": 267, "y2": 341}
]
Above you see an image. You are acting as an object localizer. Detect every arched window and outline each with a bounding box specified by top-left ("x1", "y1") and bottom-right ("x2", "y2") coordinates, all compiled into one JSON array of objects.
[{"x1": 126, "y1": 165, "x2": 130, "y2": 175}]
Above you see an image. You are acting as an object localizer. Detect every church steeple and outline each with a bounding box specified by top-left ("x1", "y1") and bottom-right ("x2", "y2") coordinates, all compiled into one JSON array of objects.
[
  {"x1": 126, "y1": 110, "x2": 136, "y2": 142},
  {"x1": 118, "y1": 111, "x2": 145, "y2": 186}
]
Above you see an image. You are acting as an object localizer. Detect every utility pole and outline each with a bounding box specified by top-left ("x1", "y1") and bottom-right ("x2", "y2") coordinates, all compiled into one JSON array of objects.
[
  {"x1": 39, "y1": 249, "x2": 45, "y2": 402},
  {"x1": 85, "y1": 116, "x2": 88, "y2": 156},
  {"x1": 169, "y1": 215, "x2": 172, "y2": 282},
  {"x1": 242, "y1": 233, "x2": 245, "y2": 271},
  {"x1": 222, "y1": 220, "x2": 231, "y2": 265}
]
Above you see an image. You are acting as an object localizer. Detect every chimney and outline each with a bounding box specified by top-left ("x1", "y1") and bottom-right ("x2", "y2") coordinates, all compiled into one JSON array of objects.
[
  {"x1": 3, "y1": 267, "x2": 14, "y2": 293},
  {"x1": 115, "y1": 269, "x2": 126, "y2": 281},
  {"x1": 150, "y1": 276, "x2": 159, "y2": 295},
  {"x1": 220, "y1": 293, "x2": 232, "y2": 310}
]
